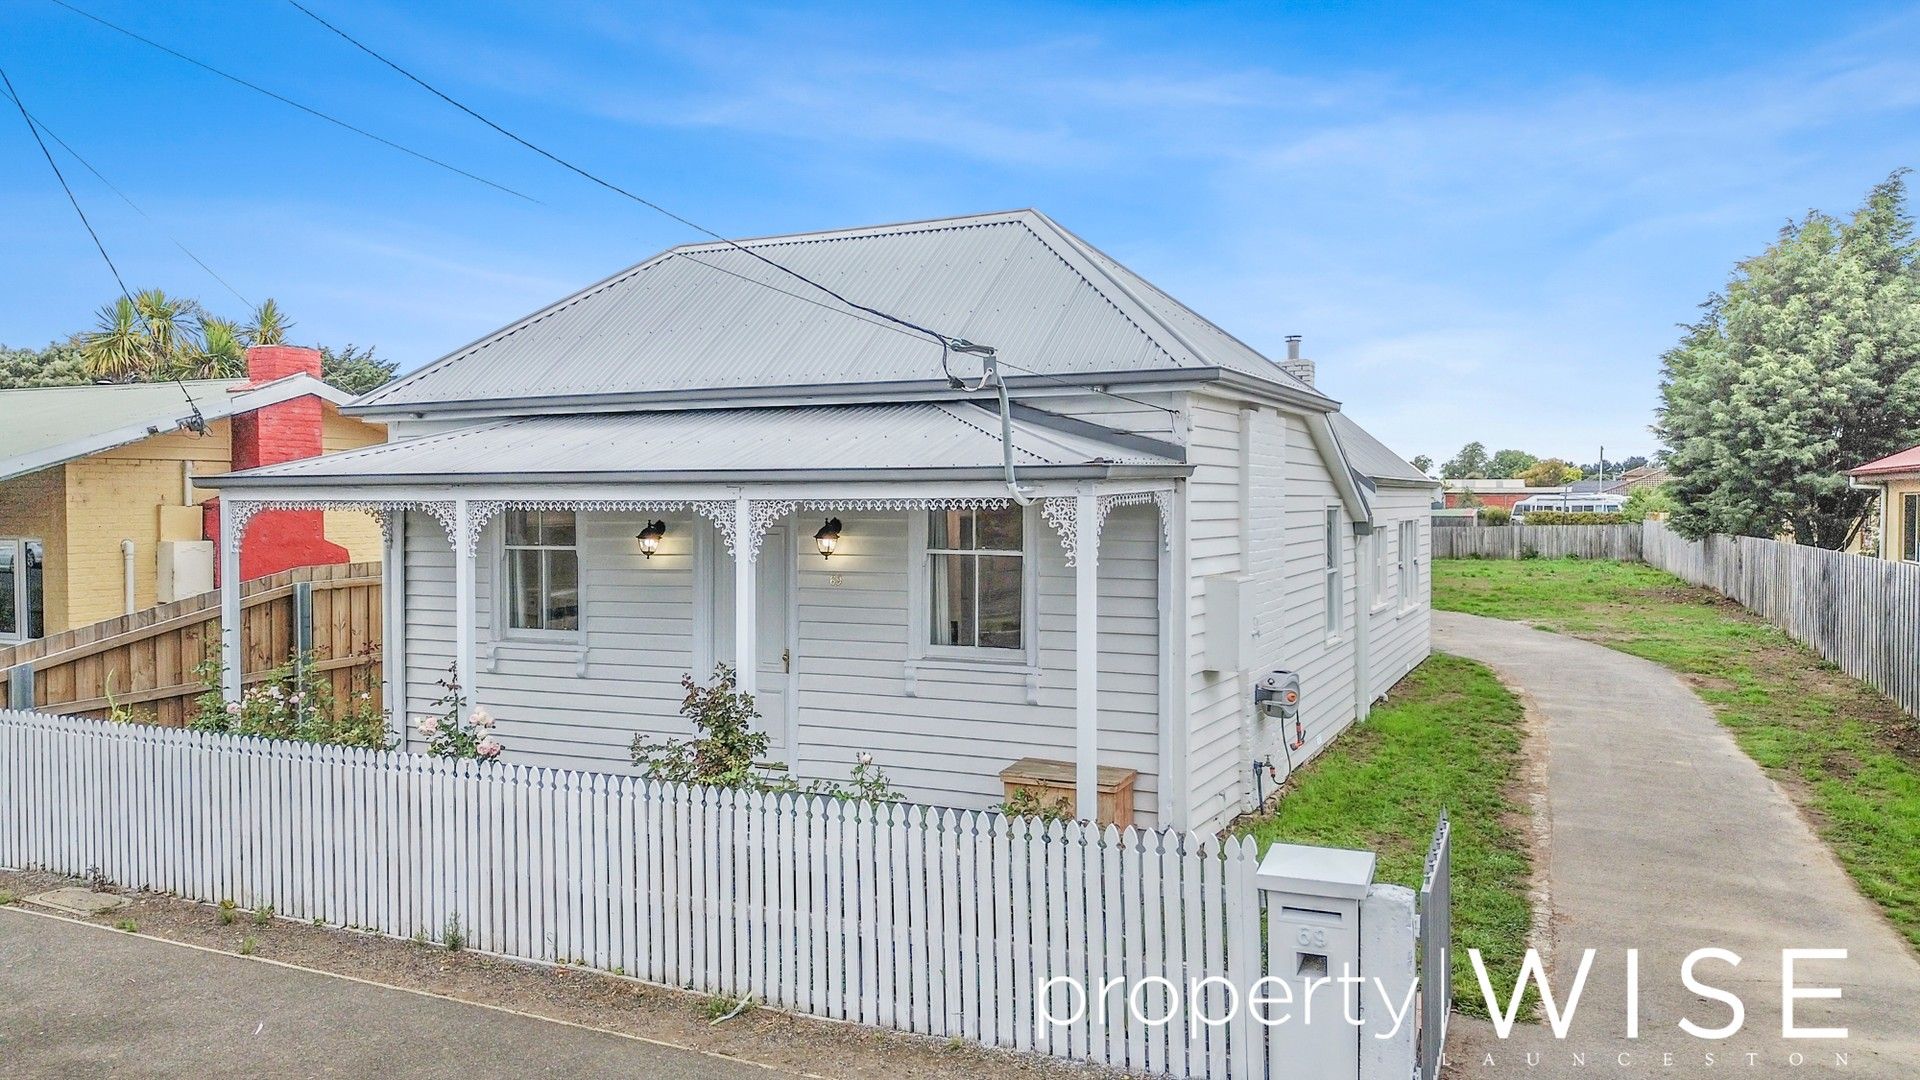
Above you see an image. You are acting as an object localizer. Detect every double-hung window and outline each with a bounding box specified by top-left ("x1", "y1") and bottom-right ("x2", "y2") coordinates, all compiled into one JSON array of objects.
[
  {"x1": 0, "y1": 538, "x2": 44, "y2": 642},
  {"x1": 927, "y1": 506, "x2": 1025, "y2": 652},
  {"x1": 1398, "y1": 520, "x2": 1419, "y2": 609},
  {"x1": 1324, "y1": 506, "x2": 1343, "y2": 638},
  {"x1": 503, "y1": 510, "x2": 580, "y2": 634},
  {"x1": 1904, "y1": 493, "x2": 1919, "y2": 563},
  {"x1": 1370, "y1": 529, "x2": 1388, "y2": 606}
]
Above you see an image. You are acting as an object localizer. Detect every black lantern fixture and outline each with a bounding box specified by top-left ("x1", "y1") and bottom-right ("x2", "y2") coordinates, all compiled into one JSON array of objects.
[
  {"x1": 636, "y1": 520, "x2": 667, "y2": 559},
  {"x1": 813, "y1": 517, "x2": 843, "y2": 559}
]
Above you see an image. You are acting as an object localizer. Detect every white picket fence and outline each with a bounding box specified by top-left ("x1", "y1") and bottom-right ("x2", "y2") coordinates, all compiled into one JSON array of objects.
[{"x1": 0, "y1": 708, "x2": 1288, "y2": 1077}]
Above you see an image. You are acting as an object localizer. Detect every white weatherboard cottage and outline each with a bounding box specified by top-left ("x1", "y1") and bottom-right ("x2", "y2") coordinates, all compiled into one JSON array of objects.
[{"x1": 202, "y1": 210, "x2": 1437, "y2": 832}]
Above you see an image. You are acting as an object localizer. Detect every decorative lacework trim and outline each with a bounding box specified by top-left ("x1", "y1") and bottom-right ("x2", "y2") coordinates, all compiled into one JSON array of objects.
[
  {"x1": 221, "y1": 500, "x2": 452, "y2": 551},
  {"x1": 1042, "y1": 491, "x2": 1174, "y2": 566}
]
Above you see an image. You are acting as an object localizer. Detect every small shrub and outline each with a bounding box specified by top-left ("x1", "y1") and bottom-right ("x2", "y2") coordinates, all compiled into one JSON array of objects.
[
  {"x1": 411, "y1": 929, "x2": 430, "y2": 948},
  {"x1": 413, "y1": 665, "x2": 503, "y2": 761},
  {"x1": 442, "y1": 913, "x2": 465, "y2": 952},
  {"x1": 252, "y1": 903, "x2": 274, "y2": 926},
  {"x1": 313, "y1": 916, "x2": 325, "y2": 927},
  {"x1": 0, "y1": 891, "x2": 15, "y2": 906},
  {"x1": 633, "y1": 666, "x2": 901, "y2": 801},
  {"x1": 239, "y1": 937, "x2": 257, "y2": 956},
  {"x1": 191, "y1": 652, "x2": 391, "y2": 749},
  {"x1": 996, "y1": 787, "x2": 1076, "y2": 823},
  {"x1": 1479, "y1": 506, "x2": 1512, "y2": 526},
  {"x1": 1518, "y1": 510, "x2": 1625, "y2": 526},
  {"x1": 217, "y1": 898, "x2": 237, "y2": 925},
  {"x1": 115, "y1": 918, "x2": 137, "y2": 933}
]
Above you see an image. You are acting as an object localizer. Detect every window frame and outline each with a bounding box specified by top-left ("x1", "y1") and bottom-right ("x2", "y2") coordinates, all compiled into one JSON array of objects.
[
  {"x1": 1398, "y1": 519, "x2": 1420, "y2": 612},
  {"x1": 496, "y1": 509, "x2": 586, "y2": 642},
  {"x1": 0, "y1": 537, "x2": 44, "y2": 643},
  {"x1": 1324, "y1": 505, "x2": 1344, "y2": 642},
  {"x1": 1904, "y1": 493, "x2": 1919, "y2": 563},
  {"x1": 1369, "y1": 528, "x2": 1390, "y2": 612},
  {"x1": 909, "y1": 503, "x2": 1038, "y2": 668}
]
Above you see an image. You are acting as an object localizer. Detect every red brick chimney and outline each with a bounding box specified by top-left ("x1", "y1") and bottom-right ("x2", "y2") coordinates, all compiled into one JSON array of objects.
[{"x1": 207, "y1": 345, "x2": 350, "y2": 582}]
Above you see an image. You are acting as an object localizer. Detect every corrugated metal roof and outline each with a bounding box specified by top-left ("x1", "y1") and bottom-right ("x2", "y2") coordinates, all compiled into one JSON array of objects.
[
  {"x1": 1328, "y1": 412, "x2": 1432, "y2": 485},
  {"x1": 206, "y1": 403, "x2": 1182, "y2": 487},
  {"x1": 355, "y1": 210, "x2": 1316, "y2": 412},
  {"x1": 1849, "y1": 444, "x2": 1920, "y2": 477},
  {"x1": 0, "y1": 377, "x2": 355, "y2": 482}
]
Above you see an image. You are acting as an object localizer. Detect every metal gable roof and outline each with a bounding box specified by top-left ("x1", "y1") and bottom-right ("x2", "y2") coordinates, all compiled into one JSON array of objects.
[
  {"x1": 200, "y1": 402, "x2": 1185, "y2": 487},
  {"x1": 1328, "y1": 412, "x2": 1433, "y2": 486},
  {"x1": 353, "y1": 210, "x2": 1320, "y2": 413},
  {"x1": 0, "y1": 376, "x2": 356, "y2": 483}
]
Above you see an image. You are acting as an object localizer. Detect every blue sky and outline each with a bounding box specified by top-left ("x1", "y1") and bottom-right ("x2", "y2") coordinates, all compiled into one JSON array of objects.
[{"x1": 7, "y1": 1, "x2": 1920, "y2": 467}]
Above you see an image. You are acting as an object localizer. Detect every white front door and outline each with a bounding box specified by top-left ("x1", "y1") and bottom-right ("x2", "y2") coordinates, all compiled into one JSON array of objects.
[{"x1": 712, "y1": 525, "x2": 793, "y2": 763}]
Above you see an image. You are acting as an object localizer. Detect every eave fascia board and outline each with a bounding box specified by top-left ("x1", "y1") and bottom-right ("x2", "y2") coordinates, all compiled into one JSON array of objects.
[{"x1": 1303, "y1": 411, "x2": 1374, "y2": 525}]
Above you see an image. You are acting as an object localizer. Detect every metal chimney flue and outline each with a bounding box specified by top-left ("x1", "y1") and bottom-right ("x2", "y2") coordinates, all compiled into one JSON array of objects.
[{"x1": 1280, "y1": 335, "x2": 1314, "y2": 387}]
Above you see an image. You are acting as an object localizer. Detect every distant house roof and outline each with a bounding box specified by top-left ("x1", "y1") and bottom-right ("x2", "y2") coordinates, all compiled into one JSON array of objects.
[
  {"x1": 350, "y1": 209, "x2": 1333, "y2": 417},
  {"x1": 0, "y1": 375, "x2": 355, "y2": 483},
  {"x1": 1848, "y1": 444, "x2": 1920, "y2": 478},
  {"x1": 1328, "y1": 413, "x2": 1434, "y2": 487},
  {"x1": 199, "y1": 402, "x2": 1188, "y2": 488}
]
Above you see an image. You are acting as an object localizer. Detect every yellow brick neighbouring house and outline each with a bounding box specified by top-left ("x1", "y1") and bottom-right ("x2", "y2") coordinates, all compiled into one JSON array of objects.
[
  {"x1": 1849, "y1": 444, "x2": 1920, "y2": 562},
  {"x1": 0, "y1": 353, "x2": 383, "y2": 641}
]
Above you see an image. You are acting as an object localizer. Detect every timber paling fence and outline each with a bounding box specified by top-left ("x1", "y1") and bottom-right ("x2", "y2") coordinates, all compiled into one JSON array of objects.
[
  {"x1": 0, "y1": 708, "x2": 1301, "y2": 1078},
  {"x1": 1441, "y1": 520, "x2": 1920, "y2": 720}
]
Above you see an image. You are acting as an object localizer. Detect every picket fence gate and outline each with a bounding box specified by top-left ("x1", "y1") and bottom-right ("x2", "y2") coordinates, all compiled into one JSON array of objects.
[{"x1": 0, "y1": 708, "x2": 1287, "y2": 1078}]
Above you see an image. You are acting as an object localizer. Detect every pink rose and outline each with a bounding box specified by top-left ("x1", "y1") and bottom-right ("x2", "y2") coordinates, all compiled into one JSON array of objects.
[
  {"x1": 476, "y1": 736, "x2": 502, "y2": 760},
  {"x1": 469, "y1": 706, "x2": 493, "y2": 729},
  {"x1": 416, "y1": 715, "x2": 440, "y2": 736}
]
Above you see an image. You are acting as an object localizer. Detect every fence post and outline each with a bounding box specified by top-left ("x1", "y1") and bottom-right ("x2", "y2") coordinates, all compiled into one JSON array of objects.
[
  {"x1": 1362, "y1": 886, "x2": 1419, "y2": 1080},
  {"x1": 4, "y1": 663, "x2": 32, "y2": 711},
  {"x1": 292, "y1": 580, "x2": 314, "y2": 694}
]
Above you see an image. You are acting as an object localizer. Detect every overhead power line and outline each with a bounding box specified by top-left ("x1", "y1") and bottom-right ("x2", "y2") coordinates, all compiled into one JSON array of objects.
[
  {"x1": 0, "y1": 84, "x2": 251, "y2": 308},
  {"x1": 283, "y1": 0, "x2": 975, "y2": 358},
  {"x1": 1, "y1": 63, "x2": 207, "y2": 431},
  {"x1": 49, "y1": 0, "x2": 539, "y2": 204}
]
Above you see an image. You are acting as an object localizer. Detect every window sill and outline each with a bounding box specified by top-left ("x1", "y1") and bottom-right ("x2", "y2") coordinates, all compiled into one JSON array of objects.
[
  {"x1": 485, "y1": 634, "x2": 591, "y2": 676},
  {"x1": 905, "y1": 653, "x2": 1042, "y2": 704}
]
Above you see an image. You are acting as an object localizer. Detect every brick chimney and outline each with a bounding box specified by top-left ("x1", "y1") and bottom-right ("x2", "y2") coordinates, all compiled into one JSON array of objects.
[
  {"x1": 1279, "y1": 334, "x2": 1316, "y2": 387},
  {"x1": 207, "y1": 345, "x2": 350, "y2": 582}
]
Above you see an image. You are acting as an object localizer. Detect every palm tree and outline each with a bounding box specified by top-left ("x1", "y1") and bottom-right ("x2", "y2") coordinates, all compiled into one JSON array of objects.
[
  {"x1": 243, "y1": 298, "x2": 291, "y2": 347},
  {"x1": 77, "y1": 289, "x2": 206, "y2": 381},
  {"x1": 178, "y1": 316, "x2": 245, "y2": 379}
]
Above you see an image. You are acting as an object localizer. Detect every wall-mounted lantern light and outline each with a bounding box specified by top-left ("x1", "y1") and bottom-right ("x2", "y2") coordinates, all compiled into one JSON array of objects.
[
  {"x1": 813, "y1": 518, "x2": 843, "y2": 559},
  {"x1": 636, "y1": 520, "x2": 667, "y2": 559}
]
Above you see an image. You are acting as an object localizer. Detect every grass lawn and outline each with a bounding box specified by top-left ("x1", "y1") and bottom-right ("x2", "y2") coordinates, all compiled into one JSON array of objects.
[
  {"x1": 1436, "y1": 557, "x2": 1920, "y2": 951},
  {"x1": 1233, "y1": 654, "x2": 1535, "y2": 1018}
]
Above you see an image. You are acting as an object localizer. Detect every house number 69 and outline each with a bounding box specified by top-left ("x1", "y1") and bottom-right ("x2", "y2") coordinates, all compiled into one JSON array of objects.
[{"x1": 1296, "y1": 928, "x2": 1328, "y2": 947}]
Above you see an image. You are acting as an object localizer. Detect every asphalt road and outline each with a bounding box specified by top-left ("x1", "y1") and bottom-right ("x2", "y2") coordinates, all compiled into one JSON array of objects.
[
  {"x1": 0, "y1": 906, "x2": 790, "y2": 1078},
  {"x1": 1435, "y1": 611, "x2": 1920, "y2": 1080}
]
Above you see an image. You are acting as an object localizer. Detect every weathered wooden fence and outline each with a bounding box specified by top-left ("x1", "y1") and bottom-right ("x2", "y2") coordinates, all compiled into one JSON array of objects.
[
  {"x1": 1432, "y1": 523, "x2": 1643, "y2": 561},
  {"x1": 1436, "y1": 521, "x2": 1920, "y2": 720},
  {"x1": 1641, "y1": 523, "x2": 1920, "y2": 719},
  {"x1": 0, "y1": 707, "x2": 1434, "y2": 1079},
  {"x1": 0, "y1": 564, "x2": 380, "y2": 725}
]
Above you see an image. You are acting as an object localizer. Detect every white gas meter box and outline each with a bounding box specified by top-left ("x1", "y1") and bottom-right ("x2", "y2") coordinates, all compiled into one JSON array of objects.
[
  {"x1": 1203, "y1": 573, "x2": 1255, "y2": 672},
  {"x1": 1256, "y1": 843, "x2": 1376, "y2": 1078}
]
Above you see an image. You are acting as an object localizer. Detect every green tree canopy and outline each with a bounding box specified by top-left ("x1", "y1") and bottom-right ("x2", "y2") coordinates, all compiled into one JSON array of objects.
[
  {"x1": 1410, "y1": 454, "x2": 1435, "y2": 474},
  {"x1": 1442, "y1": 441, "x2": 1491, "y2": 478},
  {"x1": 1487, "y1": 449, "x2": 1539, "y2": 478},
  {"x1": 1655, "y1": 172, "x2": 1920, "y2": 548},
  {"x1": 1, "y1": 292, "x2": 396, "y2": 395},
  {"x1": 1521, "y1": 457, "x2": 1582, "y2": 487}
]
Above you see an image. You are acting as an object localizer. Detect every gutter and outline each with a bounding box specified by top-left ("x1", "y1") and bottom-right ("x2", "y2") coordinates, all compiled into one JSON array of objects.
[
  {"x1": 1304, "y1": 412, "x2": 1373, "y2": 525},
  {"x1": 194, "y1": 462, "x2": 1195, "y2": 489},
  {"x1": 345, "y1": 366, "x2": 1340, "y2": 421}
]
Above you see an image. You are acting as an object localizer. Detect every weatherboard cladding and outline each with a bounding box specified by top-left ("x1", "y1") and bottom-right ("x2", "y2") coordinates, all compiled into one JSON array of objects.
[
  {"x1": 355, "y1": 210, "x2": 1315, "y2": 411},
  {"x1": 213, "y1": 403, "x2": 1177, "y2": 483}
]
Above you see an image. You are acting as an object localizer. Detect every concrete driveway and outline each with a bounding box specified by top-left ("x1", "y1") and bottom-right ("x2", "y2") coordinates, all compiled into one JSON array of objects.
[
  {"x1": 1435, "y1": 611, "x2": 1920, "y2": 1079},
  {"x1": 0, "y1": 906, "x2": 793, "y2": 1078}
]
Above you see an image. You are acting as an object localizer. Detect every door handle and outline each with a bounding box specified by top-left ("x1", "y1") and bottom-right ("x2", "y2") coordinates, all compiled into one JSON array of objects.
[{"x1": 783, "y1": 648, "x2": 791, "y2": 673}]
